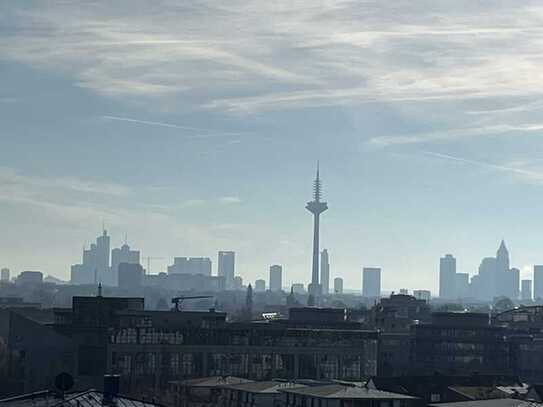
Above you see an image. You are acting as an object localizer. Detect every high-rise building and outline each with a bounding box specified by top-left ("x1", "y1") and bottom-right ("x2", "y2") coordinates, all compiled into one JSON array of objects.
[
  {"x1": 495, "y1": 240, "x2": 511, "y2": 298},
  {"x1": 439, "y1": 254, "x2": 456, "y2": 299},
  {"x1": 118, "y1": 263, "x2": 143, "y2": 291},
  {"x1": 321, "y1": 249, "x2": 330, "y2": 295},
  {"x1": 168, "y1": 257, "x2": 212, "y2": 276},
  {"x1": 399, "y1": 289, "x2": 408, "y2": 295},
  {"x1": 269, "y1": 265, "x2": 282, "y2": 292},
  {"x1": 16, "y1": 271, "x2": 43, "y2": 286},
  {"x1": 292, "y1": 283, "x2": 305, "y2": 294},
  {"x1": 362, "y1": 267, "x2": 381, "y2": 298},
  {"x1": 71, "y1": 229, "x2": 111, "y2": 285},
  {"x1": 413, "y1": 290, "x2": 431, "y2": 302},
  {"x1": 455, "y1": 273, "x2": 470, "y2": 299},
  {"x1": 233, "y1": 276, "x2": 243, "y2": 290},
  {"x1": 477, "y1": 257, "x2": 497, "y2": 301},
  {"x1": 508, "y1": 267, "x2": 520, "y2": 300},
  {"x1": 534, "y1": 265, "x2": 543, "y2": 300},
  {"x1": 111, "y1": 243, "x2": 140, "y2": 286},
  {"x1": 0, "y1": 268, "x2": 9, "y2": 282},
  {"x1": 334, "y1": 277, "x2": 343, "y2": 294},
  {"x1": 521, "y1": 279, "x2": 533, "y2": 301},
  {"x1": 218, "y1": 251, "x2": 235, "y2": 289},
  {"x1": 306, "y1": 164, "x2": 328, "y2": 297},
  {"x1": 255, "y1": 279, "x2": 266, "y2": 292}
]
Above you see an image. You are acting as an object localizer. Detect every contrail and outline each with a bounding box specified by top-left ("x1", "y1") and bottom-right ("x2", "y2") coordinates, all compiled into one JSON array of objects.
[
  {"x1": 102, "y1": 115, "x2": 248, "y2": 138},
  {"x1": 422, "y1": 151, "x2": 543, "y2": 180}
]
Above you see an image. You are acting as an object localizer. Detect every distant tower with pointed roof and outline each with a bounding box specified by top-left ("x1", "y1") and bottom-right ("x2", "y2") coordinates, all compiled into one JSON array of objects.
[{"x1": 306, "y1": 163, "x2": 328, "y2": 297}]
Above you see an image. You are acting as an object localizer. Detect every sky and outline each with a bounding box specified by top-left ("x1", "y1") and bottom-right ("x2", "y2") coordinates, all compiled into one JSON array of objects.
[{"x1": 2, "y1": 1, "x2": 543, "y2": 292}]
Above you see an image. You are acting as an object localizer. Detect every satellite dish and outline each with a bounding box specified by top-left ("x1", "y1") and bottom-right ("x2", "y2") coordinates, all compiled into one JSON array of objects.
[{"x1": 55, "y1": 372, "x2": 74, "y2": 392}]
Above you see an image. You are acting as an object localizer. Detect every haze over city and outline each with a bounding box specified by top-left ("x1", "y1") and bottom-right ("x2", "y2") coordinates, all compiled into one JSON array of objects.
[{"x1": 3, "y1": 1, "x2": 543, "y2": 291}]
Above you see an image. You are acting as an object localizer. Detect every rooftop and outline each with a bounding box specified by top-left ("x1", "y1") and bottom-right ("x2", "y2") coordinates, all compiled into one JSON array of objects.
[
  {"x1": 279, "y1": 384, "x2": 417, "y2": 400},
  {"x1": 222, "y1": 380, "x2": 306, "y2": 394}
]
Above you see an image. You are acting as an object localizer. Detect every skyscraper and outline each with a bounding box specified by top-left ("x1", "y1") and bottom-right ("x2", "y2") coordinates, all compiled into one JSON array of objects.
[
  {"x1": 269, "y1": 265, "x2": 282, "y2": 292},
  {"x1": 334, "y1": 277, "x2": 343, "y2": 294},
  {"x1": 439, "y1": 254, "x2": 456, "y2": 299},
  {"x1": 521, "y1": 279, "x2": 532, "y2": 301},
  {"x1": 255, "y1": 279, "x2": 266, "y2": 292},
  {"x1": 362, "y1": 267, "x2": 381, "y2": 298},
  {"x1": 321, "y1": 249, "x2": 330, "y2": 295},
  {"x1": 455, "y1": 273, "x2": 469, "y2": 299},
  {"x1": 118, "y1": 263, "x2": 143, "y2": 291},
  {"x1": 168, "y1": 257, "x2": 212, "y2": 275},
  {"x1": 534, "y1": 265, "x2": 543, "y2": 300},
  {"x1": 495, "y1": 240, "x2": 511, "y2": 297},
  {"x1": 111, "y1": 243, "x2": 140, "y2": 286},
  {"x1": 218, "y1": 251, "x2": 235, "y2": 289},
  {"x1": 71, "y1": 229, "x2": 111, "y2": 285},
  {"x1": 306, "y1": 163, "x2": 328, "y2": 297},
  {"x1": 0, "y1": 268, "x2": 9, "y2": 282}
]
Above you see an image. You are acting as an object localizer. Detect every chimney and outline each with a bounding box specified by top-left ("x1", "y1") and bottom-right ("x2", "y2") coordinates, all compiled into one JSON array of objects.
[{"x1": 102, "y1": 375, "x2": 120, "y2": 406}]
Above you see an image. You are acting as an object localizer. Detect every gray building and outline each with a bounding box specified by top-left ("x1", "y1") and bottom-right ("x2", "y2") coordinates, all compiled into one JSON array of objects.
[
  {"x1": 455, "y1": 272, "x2": 469, "y2": 299},
  {"x1": 534, "y1": 265, "x2": 543, "y2": 300},
  {"x1": 233, "y1": 275, "x2": 243, "y2": 290},
  {"x1": 334, "y1": 277, "x2": 343, "y2": 294},
  {"x1": 118, "y1": 263, "x2": 143, "y2": 291},
  {"x1": 0, "y1": 268, "x2": 9, "y2": 282},
  {"x1": 15, "y1": 271, "x2": 43, "y2": 286},
  {"x1": 439, "y1": 254, "x2": 456, "y2": 299},
  {"x1": 218, "y1": 251, "x2": 235, "y2": 289},
  {"x1": 269, "y1": 265, "x2": 282, "y2": 292},
  {"x1": 321, "y1": 249, "x2": 330, "y2": 295},
  {"x1": 111, "y1": 243, "x2": 140, "y2": 286},
  {"x1": 168, "y1": 257, "x2": 212, "y2": 276},
  {"x1": 362, "y1": 267, "x2": 381, "y2": 298},
  {"x1": 255, "y1": 279, "x2": 266, "y2": 292},
  {"x1": 292, "y1": 283, "x2": 305, "y2": 294},
  {"x1": 521, "y1": 279, "x2": 532, "y2": 301},
  {"x1": 71, "y1": 229, "x2": 111, "y2": 285},
  {"x1": 413, "y1": 290, "x2": 431, "y2": 302}
]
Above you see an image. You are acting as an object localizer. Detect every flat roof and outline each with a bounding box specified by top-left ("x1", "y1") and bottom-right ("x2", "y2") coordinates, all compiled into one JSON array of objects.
[{"x1": 222, "y1": 381, "x2": 306, "y2": 394}]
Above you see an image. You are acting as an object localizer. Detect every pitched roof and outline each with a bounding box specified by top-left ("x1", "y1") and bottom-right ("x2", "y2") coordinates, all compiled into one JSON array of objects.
[
  {"x1": 171, "y1": 376, "x2": 252, "y2": 387},
  {"x1": 429, "y1": 399, "x2": 543, "y2": 407},
  {"x1": 279, "y1": 384, "x2": 417, "y2": 400},
  {"x1": 222, "y1": 381, "x2": 306, "y2": 394}
]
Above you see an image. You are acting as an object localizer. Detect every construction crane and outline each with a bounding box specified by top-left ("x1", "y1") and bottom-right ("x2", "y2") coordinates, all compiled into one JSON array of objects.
[
  {"x1": 142, "y1": 256, "x2": 165, "y2": 275},
  {"x1": 171, "y1": 295, "x2": 214, "y2": 311}
]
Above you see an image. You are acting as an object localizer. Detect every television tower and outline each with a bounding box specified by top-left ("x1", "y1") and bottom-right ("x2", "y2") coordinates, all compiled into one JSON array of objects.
[{"x1": 306, "y1": 162, "x2": 328, "y2": 297}]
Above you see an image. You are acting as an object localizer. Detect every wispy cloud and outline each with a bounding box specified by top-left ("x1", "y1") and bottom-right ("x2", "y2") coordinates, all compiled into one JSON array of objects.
[
  {"x1": 422, "y1": 151, "x2": 543, "y2": 183},
  {"x1": 218, "y1": 196, "x2": 242, "y2": 205},
  {"x1": 369, "y1": 123, "x2": 543, "y2": 147}
]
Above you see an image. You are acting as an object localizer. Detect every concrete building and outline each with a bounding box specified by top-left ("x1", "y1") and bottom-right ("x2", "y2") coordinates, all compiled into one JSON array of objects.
[
  {"x1": 255, "y1": 279, "x2": 266, "y2": 292},
  {"x1": 439, "y1": 254, "x2": 456, "y2": 299},
  {"x1": 334, "y1": 277, "x2": 343, "y2": 294},
  {"x1": 269, "y1": 265, "x2": 282, "y2": 292},
  {"x1": 534, "y1": 265, "x2": 543, "y2": 300},
  {"x1": 291, "y1": 283, "x2": 305, "y2": 294},
  {"x1": 521, "y1": 279, "x2": 532, "y2": 301},
  {"x1": 0, "y1": 268, "x2": 9, "y2": 282},
  {"x1": 111, "y1": 243, "x2": 140, "y2": 286},
  {"x1": 455, "y1": 273, "x2": 469, "y2": 299},
  {"x1": 321, "y1": 249, "x2": 330, "y2": 295},
  {"x1": 71, "y1": 229, "x2": 111, "y2": 285},
  {"x1": 15, "y1": 271, "x2": 43, "y2": 286},
  {"x1": 233, "y1": 276, "x2": 243, "y2": 290},
  {"x1": 168, "y1": 257, "x2": 212, "y2": 276},
  {"x1": 218, "y1": 251, "x2": 235, "y2": 289},
  {"x1": 118, "y1": 263, "x2": 143, "y2": 291},
  {"x1": 362, "y1": 267, "x2": 381, "y2": 298},
  {"x1": 413, "y1": 290, "x2": 431, "y2": 302}
]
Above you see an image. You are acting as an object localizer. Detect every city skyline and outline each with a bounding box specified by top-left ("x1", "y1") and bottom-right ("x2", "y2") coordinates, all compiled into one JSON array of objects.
[{"x1": 4, "y1": 1, "x2": 543, "y2": 291}]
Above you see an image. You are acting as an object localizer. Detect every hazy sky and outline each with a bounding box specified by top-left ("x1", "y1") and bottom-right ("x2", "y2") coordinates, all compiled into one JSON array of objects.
[{"x1": 2, "y1": 1, "x2": 543, "y2": 291}]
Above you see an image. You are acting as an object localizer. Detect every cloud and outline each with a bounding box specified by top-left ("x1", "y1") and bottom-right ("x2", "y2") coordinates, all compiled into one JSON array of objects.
[
  {"x1": 218, "y1": 196, "x2": 242, "y2": 205},
  {"x1": 4, "y1": 0, "x2": 543, "y2": 115},
  {"x1": 369, "y1": 123, "x2": 543, "y2": 147},
  {"x1": 422, "y1": 151, "x2": 543, "y2": 183}
]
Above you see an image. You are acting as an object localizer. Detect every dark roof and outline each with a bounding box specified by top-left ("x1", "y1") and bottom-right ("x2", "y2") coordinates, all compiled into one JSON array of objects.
[
  {"x1": 0, "y1": 390, "x2": 165, "y2": 407},
  {"x1": 279, "y1": 384, "x2": 417, "y2": 400},
  {"x1": 448, "y1": 386, "x2": 508, "y2": 400},
  {"x1": 171, "y1": 376, "x2": 252, "y2": 388},
  {"x1": 222, "y1": 381, "x2": 306, "y2": 394},
  {"x1": 429, "y1": 399, "x2": 543, "y2": 407}
]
